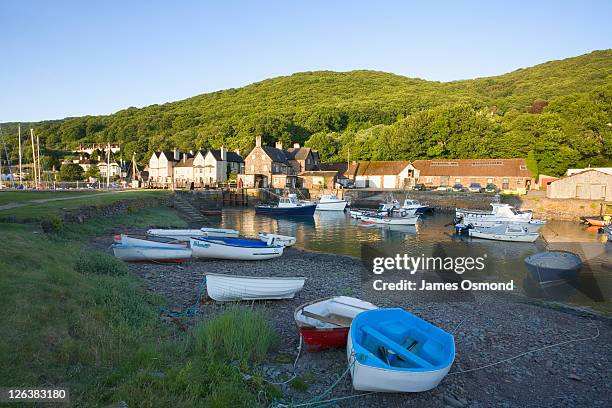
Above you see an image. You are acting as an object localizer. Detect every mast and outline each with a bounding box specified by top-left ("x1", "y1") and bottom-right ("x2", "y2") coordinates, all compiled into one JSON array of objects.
[
  {"x1": 106, "y1": 142, "x2": 110, "y2": 189},
  {"x1": 37, "y1": 134, "x2": 42, "y2": 187},
  {"x1": 30, "y1": 129, "x2": 37, "y2": 188},
  {"x1": 18, "y1": 125, "x2": 22, "y2": 185}
]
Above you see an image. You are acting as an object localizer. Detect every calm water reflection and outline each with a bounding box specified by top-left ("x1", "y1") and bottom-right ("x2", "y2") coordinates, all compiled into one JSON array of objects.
[{"x1": 218, "y1": 208, "x2": 611, "y2": 310}]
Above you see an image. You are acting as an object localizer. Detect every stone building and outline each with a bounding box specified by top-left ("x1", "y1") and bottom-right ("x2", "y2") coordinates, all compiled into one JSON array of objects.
[{"x1": 547, "y1": 169, "x2": 611, "y2": 201}]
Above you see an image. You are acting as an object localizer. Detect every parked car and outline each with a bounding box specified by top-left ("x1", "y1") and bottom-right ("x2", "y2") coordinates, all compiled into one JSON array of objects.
[
  {"x1": 468, "y1": 182, "x2": 482, "y2": 193},
  {"x1": 436, "y1": 185, "x2": 451, "y2": 192},
  {"x1": 412, "y1": 183, "x2": 427, "y2": 191},
  {"x1": 485, "y1": 183, "x2": 497, "y2": 193},
  {"x1": 451, "y1": 183, "x2": 464, "y2": 192}
]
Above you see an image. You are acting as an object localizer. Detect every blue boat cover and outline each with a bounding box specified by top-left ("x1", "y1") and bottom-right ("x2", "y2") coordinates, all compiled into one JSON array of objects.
[
  {"x1": 350, "y1": 308, "x2": 455, "y2": 372},
  {"x1": 193, "y1": 236, "x2": 281, "y2": 248}
]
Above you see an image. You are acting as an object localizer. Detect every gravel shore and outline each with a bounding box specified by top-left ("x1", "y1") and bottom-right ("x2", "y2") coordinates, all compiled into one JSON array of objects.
[{"x1": 92, "y1": 232, "x2": 612, "y2": 408}]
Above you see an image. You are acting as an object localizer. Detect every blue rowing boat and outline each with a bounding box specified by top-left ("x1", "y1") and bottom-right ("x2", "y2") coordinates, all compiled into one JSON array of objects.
[{"x1": 347, "y1": 308, "x2": 455, "y2": 392}]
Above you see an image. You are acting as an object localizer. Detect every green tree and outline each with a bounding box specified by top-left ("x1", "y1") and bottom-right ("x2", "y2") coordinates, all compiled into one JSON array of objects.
[
  {"x1": 59, "y1": 163, "x2": 84, "y2": 181},
  {"x1": 84, "y1": 165, "x2": 101, "y2": 179}
]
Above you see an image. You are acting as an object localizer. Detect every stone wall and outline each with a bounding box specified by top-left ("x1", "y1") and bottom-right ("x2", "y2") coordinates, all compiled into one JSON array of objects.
[
  {"x1": 506, "y1": 195, "x2": 610, "y2": 221},
  {"x1": 60, "y1": 195, "x2": 173, "y2": 224}
]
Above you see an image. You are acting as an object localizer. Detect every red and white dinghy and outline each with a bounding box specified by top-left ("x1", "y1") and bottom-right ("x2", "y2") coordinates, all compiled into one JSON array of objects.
[{"x1": 294, "y1": 296, "x2": 378, "y2": 351}]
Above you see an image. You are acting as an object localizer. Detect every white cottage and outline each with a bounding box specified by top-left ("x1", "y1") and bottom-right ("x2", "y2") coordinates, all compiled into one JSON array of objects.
[{"x1": 148, "y1": 150, "x2": 180, "y2": 183}]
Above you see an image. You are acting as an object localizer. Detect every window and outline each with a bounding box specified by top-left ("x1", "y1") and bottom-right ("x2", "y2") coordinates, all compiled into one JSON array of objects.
[
  {"x1": 431, "y1": 162, "x2": 458, "y2": 166},
  {"x1": 263, "y1": 165, "x2": 268, "y2": 172},
  {"x1": 487, "y1": 178, "x2": 493, "y2": 183},
  {"x1": 425, "y1": 176, "x2": 433, "y2": 183},
  {"x1": 250, "y1": 165, "x2": 254, "y2": 173}
]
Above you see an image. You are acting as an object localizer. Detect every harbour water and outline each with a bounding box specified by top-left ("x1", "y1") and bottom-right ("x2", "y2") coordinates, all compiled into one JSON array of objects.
[{"x1": 218, "y1": 208, "x2": 611, "y2": 311}]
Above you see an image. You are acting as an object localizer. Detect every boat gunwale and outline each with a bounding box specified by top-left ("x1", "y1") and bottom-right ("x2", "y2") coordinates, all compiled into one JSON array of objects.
[
  {"x1": 191, "y1": 236, "x2": 284, "y2": 249},
  {"x1": 205, "y1": 273, "x2": 306, "y2": 281}
]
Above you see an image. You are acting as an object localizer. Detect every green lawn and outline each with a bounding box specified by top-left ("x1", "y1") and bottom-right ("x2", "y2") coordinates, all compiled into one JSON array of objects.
[
  {"x1": 0, "y1": 190, "x2": 172, "y2": 220},
  {"x1": 0, "y1": 190, "x2": 106, "y2": 205},
  {"x1": 0, "y1": 207, "x2": 279, "y2": 407}
]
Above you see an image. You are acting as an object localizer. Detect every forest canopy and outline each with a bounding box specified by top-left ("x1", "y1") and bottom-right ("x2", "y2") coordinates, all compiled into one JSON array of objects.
[{"x1": 1, "y1": 50, "x2": 611, "y2": 177}]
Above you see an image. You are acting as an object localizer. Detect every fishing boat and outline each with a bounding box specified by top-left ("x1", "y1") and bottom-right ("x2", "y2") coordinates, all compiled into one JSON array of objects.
[
  {"x1": 349, "y1": 209, "x2": 365, "y2": 219},
  {"x1": 462, "y1": 218, "x2": 546, "y2": 233},
  {"x1": 190, "y1": 236, "x2": 284, "y2": 260},
  {"x1": 360, "y1": 213, "x2": 419, "y2": 226},
  {"x1": 111, "y1": 236, "x2": 192, "y2": 263},
  {"x1": 316, "y1": 194, "x2": 349, "y2": 211},
  {"x1": 456, "y1": 203, "x2": 533, "y2": 223},
  {"x1": 255, "y1": 194, "x2": 317, "y2": 216},
  {"x1": 401, "y1": 199, "x2": 431, "y2": 215},
  {"x1": 205, "y1": 273, "x2": 305, "y2": 301},
  {"x1": 295, "y1": 296, "x2": 378, "y2": 351},
  {"x1": 468, "y1": 224, "x2": 539, "y2": 243},
  {"x1": 258, "y1": 232, "x2": 297, "y2": 247},
  {"x1": 147, "y1": 227, "x2": 240, "y2": 241},
  {"x1": 524, "y1": 250, "x2": 582, "y2": 285},
  {"x1": 347, "y1": 308, "x2": 455, "y2": 392}
]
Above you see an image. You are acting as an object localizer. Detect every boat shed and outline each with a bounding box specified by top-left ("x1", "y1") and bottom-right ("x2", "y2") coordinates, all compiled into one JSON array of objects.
[
  {"x1": 347, "y1": 161, "x2": 413, "y2": 189},
  {"x1": 546, "y1": 169, "x2": 612, "y2": 201}
]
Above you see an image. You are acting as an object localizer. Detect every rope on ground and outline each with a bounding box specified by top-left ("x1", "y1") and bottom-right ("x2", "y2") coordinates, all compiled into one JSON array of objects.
[
  {"x1": 449, "y1": 320, "x2": 600, "y2": 375},
  {"x1": 264, "y1": 335, "x2": 304, "y2": 386},
  {"x1": 160, "y1": 275, "x2": 207, "y2": 317}
]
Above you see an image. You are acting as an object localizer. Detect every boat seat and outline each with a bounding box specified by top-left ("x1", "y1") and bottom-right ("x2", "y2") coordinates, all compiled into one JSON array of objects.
[{"x1": 361, "y1": 325, "x2": 435, "y2": 369}]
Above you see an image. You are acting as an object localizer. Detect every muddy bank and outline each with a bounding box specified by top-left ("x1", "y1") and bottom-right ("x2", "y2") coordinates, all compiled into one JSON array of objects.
[{"x1": 91, "y1": 232, "x2": 612, "y2": 408}]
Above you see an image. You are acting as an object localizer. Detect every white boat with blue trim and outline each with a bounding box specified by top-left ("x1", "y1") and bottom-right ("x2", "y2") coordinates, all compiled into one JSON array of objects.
[
  {"x1": 205, "y1": 273, "x2": 305, "y2": 301},
  {"x1": 347, "y1": 308, "x2": 455, "y2": 393},
  {"x1": 147, "y1": 227, "x2": 240, "y2": 241},
  {"x1": 190, "y1": 236, "x2": 284, "y2": 260}
]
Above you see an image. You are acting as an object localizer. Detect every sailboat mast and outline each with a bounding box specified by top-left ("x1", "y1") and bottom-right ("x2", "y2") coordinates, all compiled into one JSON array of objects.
[
  {"x1": 30, "y1": 129, "x2": 37, "y2": 188},
  {"x1": 37, "y1": 135, "x2": 42, "y2": 187},
  {"x1": 18, "y1": 125, "x2": 22, "y2": 185},
  {"x1": 106, "y1": 142, "x2": 110, "y2": 189}
]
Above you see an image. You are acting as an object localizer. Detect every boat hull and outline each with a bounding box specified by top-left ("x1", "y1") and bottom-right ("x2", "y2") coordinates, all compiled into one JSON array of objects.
[
  {"x1": 111, "y1": 244, "x2": 192, "y2": 263},
  {"x1": 190, "y1": 237, "x2": 284, "y2": 260},
  {"x1": 300, "y1": 327, "x2": 350, "y2": 351},
  {"x1": 469, "y1": 230, "x2": 539, "y2": 242},
  {"x1": 347, "y1": 335, "x2": 452, "y2": 392},
  {"x1": 360, "y1": 215, "x2": 419, "y2": 225},
  {"x1": 147, "y1": 228, "x2": 239, "y2": 240},
  {"x1": 256, "y1": 204, "x2": 317, "y2": 216},
  {"x1": 316, "y1": 200, "x2": 348, "y2": 211},
  {"x1": 206, "y1": 273, "x2": 305, "y2": 301},
  {"x1": 464, "y1": 219, "x2": 545, "y2": 232},
  {"x1": 258, "y1": 232, "x2": 296, "y2": 247}
]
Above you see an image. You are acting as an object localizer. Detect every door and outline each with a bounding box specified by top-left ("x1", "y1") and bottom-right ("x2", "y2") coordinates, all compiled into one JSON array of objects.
[
  {"x1": 576, "y1": 184, "x2": 588, "y2": 199},
  {"x1": 590, "y1": 184, "x2": 605, "y2": 200}
]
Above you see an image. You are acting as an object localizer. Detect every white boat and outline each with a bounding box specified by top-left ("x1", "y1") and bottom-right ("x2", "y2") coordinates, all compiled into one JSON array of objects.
[
  {"x1": 147, "y1": 227, "x2": 240, "y2": 241},
  {"x1": 466, "y1": 219, "x2": 546, "y2": 233},
  {"x1": 190, "y1": 236, "x2": 284, "y2": 260},
  {"x1": 258, "y1": 232, "x2": 297, "y2": 247},
  {"x1": 401, "y1": 199, "x2": 430, "y2": 215},
  {"x1": 347, "y1": 308, "x2": 455, "y2": 392},
  {"x1": 316, "y1": 194, "x2": 349, "y2": 211},
  {"x1": 468, "y1": 224, "x2": 539, "y2": 242},
  {"x1": 205, "y1": 273, "x2": 305, "y2": 301},
  {"x1": 360, "y1": 214, "x2": 419, "y2": 226},
  {"x1": 350, "y1": 209, "x2": 365, "y2": 219},
  {"x1": 457, "y1": 203, "x2": 533, "y2": 223},
  {"x1": 114, "y1": 234, "x2": 189, "y2": 247},
  {"x1": 111, "y1": 236, "x2": 192, "y2": 262}
]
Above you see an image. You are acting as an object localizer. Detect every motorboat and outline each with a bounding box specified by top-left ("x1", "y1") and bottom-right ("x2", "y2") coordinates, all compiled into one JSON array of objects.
[
  {"x1": 401, "y1": 199, "x2": 431, "y2": 215},
  {"x1": 190, "y1": 236, "x2": 284, "y2": 260},
  {"x1": 255, "y1": 194, "x2": 317, "y2": 216},
  {"x1": 205, "y1": 273, "x2": 305, "y2": 301},
  {"x1": 464, "y1": 219, "x2": 546, "y2": 233},
  {"x1": 456, "y1": 203, "x2": 533, "y2": 223},
  {"x1": 582, "y1": 215, "x2": 611, "y2": 227},
  {"x1": 257, "y1": 232, "x2": 297, "y2": 247},
  {"x1": 468, "y1": 224, "x2": 539, "y2": 242},
  {"x1": 524, "y1": 250, "x2": 582, "y2": 285},
  {"x1": 294, "y1": 296, "x2": 378, "y2": 351},
  {"x1": 147, "y1": 227, "x2": 240, "y2": 241},
  {"x1": 360, "y1": 213, "x2": 419, "y2": 226},
  {"x1": 316, "y1": 194, "x2": 349, "y2": 211},
  {"x1": 111, "y1": 235, "x2": 192, "y2": 263},
  {"x1": 347, "y1": 308, "x2": 455, "y2": 392}
]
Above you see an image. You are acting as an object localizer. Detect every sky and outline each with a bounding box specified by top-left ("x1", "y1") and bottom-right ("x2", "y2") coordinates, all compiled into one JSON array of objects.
[{"x1": 1, "y1": 0, "x2": 610, "y2": 122}]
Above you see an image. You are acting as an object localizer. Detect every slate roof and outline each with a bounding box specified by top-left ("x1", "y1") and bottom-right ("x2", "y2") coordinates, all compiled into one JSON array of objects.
[
  {"x1": 262, "y1": 146, "x2": 289, "y2": 163},
  {"x1": 286, "y1": 147, "x2": 313, "y2": 161},
  {"x1": 174, "y1": 158, "x2": 195, "y2": 168},
  {"x1": 208, "y1": 149, "x2": 244, "y2": 163}
]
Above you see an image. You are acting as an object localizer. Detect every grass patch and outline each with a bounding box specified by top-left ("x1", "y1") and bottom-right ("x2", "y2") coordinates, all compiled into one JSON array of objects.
[
  {"x1": 194, "y1": 307, "x2": 278, "y2": 364},
  {"x1": 288, "y1": 377, "x2": 309, "y2": 392},
  {"x1": 0, "y1": 190, "x2": 171, "y2": 220},
  {"x1": 0, "y1": 206, "x2": 278, "y2": 406}
]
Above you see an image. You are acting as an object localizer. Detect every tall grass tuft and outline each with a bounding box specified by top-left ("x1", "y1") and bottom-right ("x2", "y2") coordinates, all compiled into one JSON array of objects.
[
  {"x1": 75, "y1": 252, "x2": 128, "y2": 276},
  {"x1": 194, "y1": 307, "x2": 278, "y2": 364}
]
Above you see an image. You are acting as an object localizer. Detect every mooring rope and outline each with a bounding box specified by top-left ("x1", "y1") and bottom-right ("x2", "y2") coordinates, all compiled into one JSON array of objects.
[{"x1": 160, "y1": 275, "x2": 207, "y2": 317}]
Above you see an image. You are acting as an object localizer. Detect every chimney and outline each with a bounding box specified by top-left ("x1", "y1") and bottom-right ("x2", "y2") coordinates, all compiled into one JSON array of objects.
[
  {"x1": 173, "y1": 148, "x2": 180, "y2": 161},
  {"x1": 293, "y1": 142, "x2": 300, "y2": 149},
  {"x1": 234, "y1": 148, "x2": 241, "y2": 156},
  {"x1": 255, "y1": 135, "x2": 262, "y2": 147},
  {"x1": 275, "y1": 141, "x2": 283, "y2": 150},
  {"x1": 183, "y1": 153, "x2": 186, "y2": 163},
  {"x1": 220, "y1": 145, "x2": 227, "y2": 161},
  {"x1": 189, "y1": 150, "x2": 194, "y2": 155}
]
